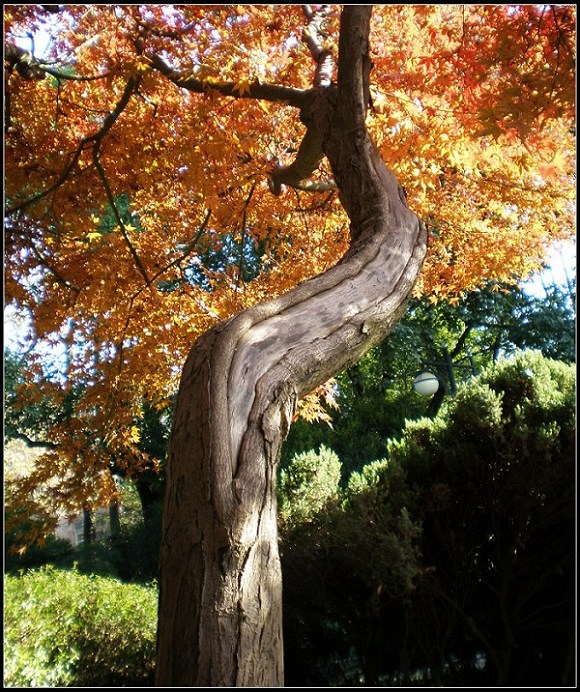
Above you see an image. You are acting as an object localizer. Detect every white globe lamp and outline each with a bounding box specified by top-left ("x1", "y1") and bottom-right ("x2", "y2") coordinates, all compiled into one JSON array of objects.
[{"x1": 413, "y1": 370, "x2": 440, "y2": 396}]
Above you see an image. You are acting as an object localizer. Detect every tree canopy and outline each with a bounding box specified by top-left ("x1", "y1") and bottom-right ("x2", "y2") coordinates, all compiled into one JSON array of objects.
[{"x1": 4, "y1": 5, "x2": 576, "y2": 523}]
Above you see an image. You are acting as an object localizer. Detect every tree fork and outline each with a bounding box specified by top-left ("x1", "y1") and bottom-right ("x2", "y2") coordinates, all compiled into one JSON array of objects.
[{"x1": 155, "y1": 7, "x2": 427, "y2": 687}]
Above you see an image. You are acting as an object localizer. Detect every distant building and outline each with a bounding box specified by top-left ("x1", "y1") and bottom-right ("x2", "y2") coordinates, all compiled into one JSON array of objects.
[{"x1": 55, "y1": 507, "x2": 113, "y2": 546}]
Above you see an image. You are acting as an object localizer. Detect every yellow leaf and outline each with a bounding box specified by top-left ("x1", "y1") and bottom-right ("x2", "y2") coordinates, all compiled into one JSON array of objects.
[
  {"x1": 203, "y1": 76, "x2": 221, "y2": 87},
  {"x1": 235, "y1": 78, "x2": 252, "y2": 97}
]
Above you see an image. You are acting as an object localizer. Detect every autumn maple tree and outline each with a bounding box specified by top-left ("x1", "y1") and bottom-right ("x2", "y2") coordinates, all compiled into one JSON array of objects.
[{"x1": 4, "y1": 4, "x2": 575, "y2": 687}]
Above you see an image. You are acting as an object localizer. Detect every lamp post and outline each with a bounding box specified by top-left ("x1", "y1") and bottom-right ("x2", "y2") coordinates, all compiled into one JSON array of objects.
[{"x1": 413, "y1": 346, "x2": 476, "y2": 402}]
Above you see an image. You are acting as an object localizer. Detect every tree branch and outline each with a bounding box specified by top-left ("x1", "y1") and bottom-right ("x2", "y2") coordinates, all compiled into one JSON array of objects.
[
  {"x1": 147, "y1": 53, "x2": 308, "y2": 109},
  {"x1": 267, "y1": 125, "x2": 330, "y2": 196},
  {"x1": 450, "y1": 325, "x2": 474, "y2": 359},
  {"x1": 148, "y1": 208, "x2": 212, "y2": 287},
  {"x1": 147, "y1": 10, "x2": 338, "y2": 198},
  {"x1": 236, "y1": 183, "x2": 256, "y2": 289},
  {"x1": 92, "y1": 149, "x2": 151, "y2": 287},
  {"x1": 122, "y1": 39, "x2": 334, "y2": 200},
  {"x1": 4, "y1": 43, "x2": 46, "y2": 79},
  {"x1": 7, "y1": 71, "x2": 151, "y2": 286},
  {"x1": 301, "y1": 5, "x2": 335, "y2": 87},
  {"x1": 6, "y1": 76, "x2": 140, "y2": 216},
  {"x1": 113, "y1": 208, "x2": 214, "y2": 379},
  {"x1": 4, "y1": 41, "x2": 109, "y2": 81},
  {"x1": 267, "y1": 6, "x2": 340, "y2": 196},
  {"x1": 292, "y1": 178, "x2": 336, "y2": 193},
  {"x1": 27, "y1": 233, "x2": 80, "y2": 294},
  {"x1": 5, "y1": 430, "x2": 57, "y2": 450},
  {"x1": 5, "y1": 143, "x2": 88, "y2": 215}
]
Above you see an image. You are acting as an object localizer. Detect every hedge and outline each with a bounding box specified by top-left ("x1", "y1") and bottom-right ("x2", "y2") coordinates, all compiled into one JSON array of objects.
[{"x1": 4, "y1": 566, "x2": 157, "y2": 687}]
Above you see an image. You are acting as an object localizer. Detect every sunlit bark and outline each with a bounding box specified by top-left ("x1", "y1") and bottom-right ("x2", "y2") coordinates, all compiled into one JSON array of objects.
[{"x1": 155, "y1": 6, "x2": 426, "y2": 687}]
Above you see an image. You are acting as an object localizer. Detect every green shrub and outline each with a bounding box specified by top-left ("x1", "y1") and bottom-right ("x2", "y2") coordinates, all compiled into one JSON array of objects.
[
  {"x1": 277, "y1": 445, "x2": 342, "y2": 527},
  {"x1": 281, "y1": 352, "x2": 575, "y2": 686},
  {"x1": 4, "y1": 566, "x2": 157, "y2": 687}
]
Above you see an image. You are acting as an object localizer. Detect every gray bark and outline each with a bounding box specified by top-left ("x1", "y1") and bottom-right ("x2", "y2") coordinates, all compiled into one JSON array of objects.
[{"x1": 155, "y1": 6, "x2": 427, "y2": 687}]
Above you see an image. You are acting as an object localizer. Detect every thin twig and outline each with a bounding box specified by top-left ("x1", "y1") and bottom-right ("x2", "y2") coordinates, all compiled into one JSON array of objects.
[
  {"x1": 236, "y1": 182, "x2": 256, "y2": 289},
  {"x1": 149, "y1": 207, "x2": 212, "y2": 285},
  {"x1": 92, "y1": 149, "x2": 151, "y2": 287}
]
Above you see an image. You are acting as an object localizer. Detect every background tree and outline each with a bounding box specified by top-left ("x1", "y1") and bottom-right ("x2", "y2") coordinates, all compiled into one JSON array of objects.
[
  {"x1": 4, "y1": 347, "x2": 168, "y2": 545},
  {"x1": 280, "y1": 352, "x2": 575, "y2": 686},
  {"x1": 392, "y1": 351, "x2": 576, "y2": 686},
  {"x1": 283, "y1": 276, "x2": 576, "y2": 474},
  {"x1": 4, "y1": 4, "x2": 575, "y2": 687}
]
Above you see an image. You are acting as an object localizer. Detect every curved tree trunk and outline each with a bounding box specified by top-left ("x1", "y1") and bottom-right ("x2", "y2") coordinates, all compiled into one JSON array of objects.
[{"x1": 155, "y1": 7, "x2": 427, "y2": 687}]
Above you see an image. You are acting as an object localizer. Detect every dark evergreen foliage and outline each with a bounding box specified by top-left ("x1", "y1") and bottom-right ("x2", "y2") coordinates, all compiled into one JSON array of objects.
[{"x1": 280, "y1": 352, "x2": 575, "y2": 686}]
